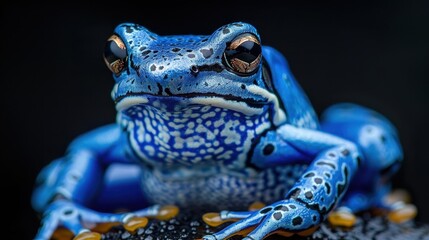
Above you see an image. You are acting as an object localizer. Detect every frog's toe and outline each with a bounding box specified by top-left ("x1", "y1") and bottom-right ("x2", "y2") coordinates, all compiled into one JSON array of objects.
[
  {"x1": 122, "y1": 215, "x2": 149, "y2": 232},
  {"x1": 155, "y1": 204, "x2": 179, "y2": 220},
  {"x1": 73, "y1": 230, "x2": 102, "y2": 240},
  {"x1": 387, "y1": 202, "x2": 417, "y2": 223},
  {"x1": 328, "y1": 207, "x2": 357, "y2": 228},
  {"x1": 203, "y1": 210, "x2": 262, "y2": 239},
  {"x1": 203, "y1": 210, "x2": 253, "y2": 227}
]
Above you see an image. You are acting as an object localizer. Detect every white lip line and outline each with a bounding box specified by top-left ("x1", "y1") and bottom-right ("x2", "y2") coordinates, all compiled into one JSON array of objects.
[
  {"x1": 247, "y1": 85, "x2": 286, "y2": 126},
  {"x1": 115, "y1": 96, "x2": 149, "y2": 111},
  {"x1": 115, "y1": 95, "x2": 266, "y2": 115}
]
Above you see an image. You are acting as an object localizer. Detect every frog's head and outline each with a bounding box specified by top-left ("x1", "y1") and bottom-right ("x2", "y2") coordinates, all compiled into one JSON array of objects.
[{"x1": 104, "y1": 22, "x2": 285, "y2": 124}]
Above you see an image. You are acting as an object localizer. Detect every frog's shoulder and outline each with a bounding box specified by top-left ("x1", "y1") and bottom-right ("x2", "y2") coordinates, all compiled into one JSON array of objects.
[{"x1": 262, "y1": 46, "x2": 319, "y2": 129}]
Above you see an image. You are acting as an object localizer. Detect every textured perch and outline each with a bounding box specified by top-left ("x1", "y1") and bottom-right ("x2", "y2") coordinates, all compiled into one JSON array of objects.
[{"x1": 99, "y1": 211, "x2": 429, "y2": 240}]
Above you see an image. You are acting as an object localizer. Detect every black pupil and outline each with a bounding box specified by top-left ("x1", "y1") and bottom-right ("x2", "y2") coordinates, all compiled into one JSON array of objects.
[
  {"x1": 104, "y1": 40, "x2": 126, "y2": 64},
  {"x1": 226, "y1": 40, "x2": 261, "y2": 63}
]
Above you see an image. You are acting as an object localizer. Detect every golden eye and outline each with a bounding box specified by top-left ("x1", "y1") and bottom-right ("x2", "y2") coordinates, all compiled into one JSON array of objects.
[
  {"x1": 103, "y1": 35, "x2": 127, "y2": 74},
  {"x1": 223, "y1": 33, "x2": 262, "y2": 74}
]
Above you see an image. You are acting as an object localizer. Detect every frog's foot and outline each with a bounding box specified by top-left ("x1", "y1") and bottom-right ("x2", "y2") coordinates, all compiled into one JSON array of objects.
[
  {"x1": 202, "y1": 201, "x2": 266, "y2": 228},
  {"x1": 383, "y1": 189, "x2": 417, "y2": 223},
  {"x1": 387, "y1": 202, "x2": 417, "y2": 223},
  {"x1": 35, "y1": 200, "x2": 179, "y2": 240},
  {"x1": 202, "y1": 199, "x2": 320, "y2": 240},
  {"x1": 327, "y1": 207, "x2": 356, "y2": 228}
]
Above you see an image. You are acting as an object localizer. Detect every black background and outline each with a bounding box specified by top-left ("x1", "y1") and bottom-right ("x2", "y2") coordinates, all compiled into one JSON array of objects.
[{"x1": 3, "y1": 2, "x2": 429, "y2": 239}]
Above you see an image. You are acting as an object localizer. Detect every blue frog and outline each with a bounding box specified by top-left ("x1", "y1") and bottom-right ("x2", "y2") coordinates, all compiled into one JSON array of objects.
[{"x1": 32, "y1": 22, "x2": 417, "y2": 240}]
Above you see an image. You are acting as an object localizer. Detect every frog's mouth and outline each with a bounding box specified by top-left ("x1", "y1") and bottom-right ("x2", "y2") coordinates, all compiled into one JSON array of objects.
[
  {"x1": 114, "y1": 84, "x2": 286, "y2": 125},
  {"x1": 115, "y1": 92, "x2": 267, "y2": 113}
]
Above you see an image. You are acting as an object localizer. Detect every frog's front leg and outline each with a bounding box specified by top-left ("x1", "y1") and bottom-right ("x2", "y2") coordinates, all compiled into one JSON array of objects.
[
  {"x1": 32, "y1": 125, "x2": 179, "y2": 240},
  {"x1": 203, "y1": 124, "x2": 362, "y2": 239}
]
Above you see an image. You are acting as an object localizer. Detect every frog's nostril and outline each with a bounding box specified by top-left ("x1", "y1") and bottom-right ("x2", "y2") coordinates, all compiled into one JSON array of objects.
[{"x1": 190, "y1": 65, "x2": 199, "y2": 76}]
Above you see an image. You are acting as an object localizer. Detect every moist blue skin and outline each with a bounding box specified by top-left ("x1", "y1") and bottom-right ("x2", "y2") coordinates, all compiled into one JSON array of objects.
[{"x1": 32, "y1": 22, "x2": 405, "y2": 239}]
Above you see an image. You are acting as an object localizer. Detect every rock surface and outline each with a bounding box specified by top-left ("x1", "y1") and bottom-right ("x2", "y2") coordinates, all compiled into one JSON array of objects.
[{"x1": 100, "y1": 211, "x2": 429, "y2": 240}]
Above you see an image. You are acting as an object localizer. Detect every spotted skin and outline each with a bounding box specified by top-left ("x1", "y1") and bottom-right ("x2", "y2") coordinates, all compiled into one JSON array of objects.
[{"x1": 32, "y1": 22, "x2": 408, "y2": 240}]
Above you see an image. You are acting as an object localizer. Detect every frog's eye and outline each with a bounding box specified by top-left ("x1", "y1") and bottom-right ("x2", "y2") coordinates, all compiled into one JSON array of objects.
[
  {"x1": 223, "y1": 33, "x2": 262, "y2": 75},
  {"x1": 103, "y1": 35, "x2": 127, "y2": 74}
]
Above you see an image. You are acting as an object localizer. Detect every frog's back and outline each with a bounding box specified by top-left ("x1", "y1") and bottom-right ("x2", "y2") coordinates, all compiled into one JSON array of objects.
[{"x1": 262, "y1": 46, "x2": 319, "y2": 129}]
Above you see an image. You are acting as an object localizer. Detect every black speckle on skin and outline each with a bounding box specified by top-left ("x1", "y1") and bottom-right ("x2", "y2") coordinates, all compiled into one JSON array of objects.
[
  {"x1": 325, "y1": 183, "x2": 331, "y2": 194},
  {"x1": 356, "y1": 156, "x2": 362, "y2": 166},
  {"x1": 263, "y1": 144, "x2": 275, "y2": 156},
  {"x1": 288, "y1": 188, "x2": 301, "y2": 199},
  {"x1": 128, "y1": 41, "x2": 133, "y2": 45},
  {"x1": 172, "y1": 48, "x2": 181, "y2": 52},
  {"x1": 313, "y1": 215, "x2": 317, "y2": 222},
  {"x1": 159, "y1": 66, "x2": 164, "y2": 70},
  {"x1": 314, "y1": 178, "x2": 323, "y2": 184},
  {"x1": 125, "y1": 26, "x2": 133, "y2": 33},
  {"x1": 328, "y1": 153, "x2": 336, "y2": 158},
  {"x1": 165, "y1": 88, "x2": 172, "y2": 96},
  {"x1": 201, "y1": 38, "x2": 208, "y2": 42},
  {"x1": 292, "y1": 216, "x2": 303, "y2": 226},
  {"x1": 139, "y1": 46, "x2": 146, "y2": 51},
  {"x1": 241, "y1": 84, "x2": 246, "y2": 89},
  {"x1": 163, "y1": 74, "x2": 168, "y2": 80},
  {"x1": 153, "y1": 50, "x2": 159, "y2": 53},
  {"x1": 274, "y1": 205, "x2": 289, "y2": 211},
  {"x1": 289, "y1": 205, "x2": 296, "y2": 209},
  {"x1": 305, "y1": 191, "x2": 314, "y2": 200},
  {"x1": 63, "y1": 209, "x2": 74, "y2": 215},
  {"x1": 341, "y1": 149, "x2": 350, "y2": 156},
  {"x1": 142, "y1": 50, "x2": 151, "y2": 56},
  {"x1": 200, "y1": 48, "x2": 214, "y2": 58},
  {"x1": 380, "y1": 135, "x2": 387, "y2": 143},
  {"x1": 253, "y1": 79, "x2": 258, "y2": 86},
  {"x1": 177, "y1": 87, "x2": 181, "y2": 91},
  {"x1": 337, "y1": 167, "x2": 349, "y2": 196},
  {"x1": 260, "y1": 207, "x2": 272, "y2": 214},
  {"x1": 233, "y1": 23, "x2": 244, "y2": 27},
  {"x1": 150, "y1": 64, "x2": 156, "y2": 71},
  {"x1": 157, "y1": 83, "x2": 163, "y2": 95},
  {"x1": 304, "y1": 172, "x2": 315, "y2": 178},
  {"x1": 204, "y1": 82, "x2": 209, "y2": 87},
  {"x1": 196, "y1": 64, "x2": 223, "y2": 73},
  {"x1": 325, "y1": 173, "x2": 331, "y2": 178},
  {"x1": 316, "y1": 161, "x2": 336, "y2": 169},
  {"x1": 188, "y1": 53, "x2": 195, "y2": 58},
  {"x1": 148, "y1": 85, "x2": 152, "y2": 91},
  {"x1": 223, "y1": 28, "x2": 230, "y2": 34},
  {"x1": 186, "y1": 49, "x2": 193, "y2": 52},
  {"x1": 273, "y1": 212, "x2": 283, "y2": 220}
]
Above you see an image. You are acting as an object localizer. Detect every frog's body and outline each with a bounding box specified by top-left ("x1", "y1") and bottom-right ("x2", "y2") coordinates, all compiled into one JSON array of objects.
[{"x1": 32, "y1": 22, "x2": 415, "y2": 240}]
